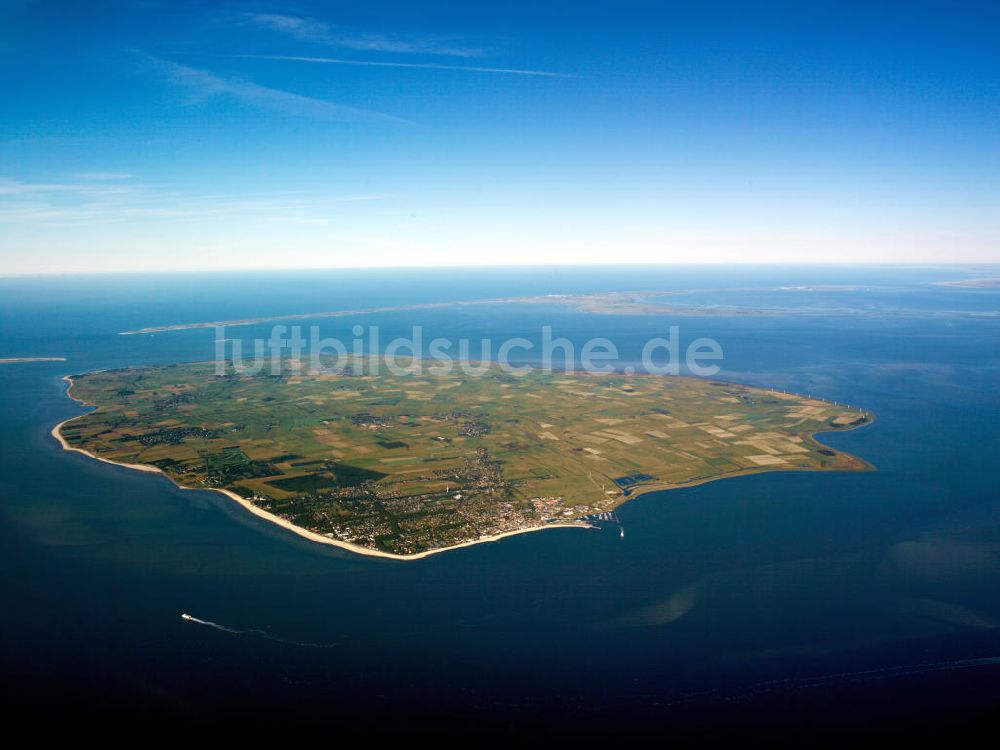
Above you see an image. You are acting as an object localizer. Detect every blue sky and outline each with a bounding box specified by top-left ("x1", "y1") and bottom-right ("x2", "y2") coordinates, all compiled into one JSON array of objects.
[{"x1": 1, "y1": 0, "x2": 998, "y2": 273}]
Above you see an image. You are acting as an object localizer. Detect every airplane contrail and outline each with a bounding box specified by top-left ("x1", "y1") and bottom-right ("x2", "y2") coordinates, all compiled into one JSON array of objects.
[{"x1": 233, "y1": 54, "x2": 577, "y2": 78}]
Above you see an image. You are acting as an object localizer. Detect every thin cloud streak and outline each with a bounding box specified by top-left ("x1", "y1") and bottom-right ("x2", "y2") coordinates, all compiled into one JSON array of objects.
[
  {"x1": 73, "y1": 172, "x2": 134, "y2": 181},
  {"x1": 243, "y1": 12, "x2": 480, "y2": 57},
  {"x1": 142, "y1": 54, "x2": 408, "y2": 125},
  {"x1": 236, "y1": 54, "x2": 575, "y2": 79},
  {"x1": 0, "y1": 177, "x2": 140, "y2": 196},
  {"x1": 0, "y1": 175, "x2": 389, "y2": 226}
]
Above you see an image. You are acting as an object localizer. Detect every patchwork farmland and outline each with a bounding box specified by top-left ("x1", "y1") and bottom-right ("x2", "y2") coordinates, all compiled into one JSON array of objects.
[{"x1": 59, "y1": 359, "x2": 872, "y2": 555}]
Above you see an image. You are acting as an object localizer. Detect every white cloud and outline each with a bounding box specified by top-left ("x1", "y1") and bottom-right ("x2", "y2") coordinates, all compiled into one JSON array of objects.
[
  {"x1": 243, "y1": 12, "x2": 481, "y2": 57},
  {"x1": 145, "y1": 55, "x2": 408, "y2": 125}
]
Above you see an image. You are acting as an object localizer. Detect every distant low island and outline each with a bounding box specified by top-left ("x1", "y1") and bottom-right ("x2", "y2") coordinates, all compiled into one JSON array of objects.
[
  {"x1": 118, "y1": 286, "x2": 998, "y2": 336},
  {"x1": 0, "y1": 357, "x2": 67, "y2": 364},
  {"x1": 54, "y1": 359, "x2": 872, "y2": 558},
  {"x1": 935, "y1": 278, "x2": 1000, "y2": 289},
  {"x1": 117, "y1": 292, "x2": 764, "y2": 335}
]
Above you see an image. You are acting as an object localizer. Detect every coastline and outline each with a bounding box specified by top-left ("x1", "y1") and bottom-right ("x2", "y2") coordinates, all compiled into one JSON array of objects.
[
  {"x1": 615, "y1": 413, "x2": 878, "y2": 500},
  {"x1": 51, "y1": 372, "x2": 873, "y2": 560},
  {"x1": 51, "y1": 376, "x2": 589, "y2": 561},
  {"x1": 612, "y1": 423, "x2": 876, "y2": 502}
]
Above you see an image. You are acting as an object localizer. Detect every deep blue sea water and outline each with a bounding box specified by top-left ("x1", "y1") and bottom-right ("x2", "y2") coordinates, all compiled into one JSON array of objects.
[{"x1": 1, "y1": 265, "x2": 998, "y2": 736}]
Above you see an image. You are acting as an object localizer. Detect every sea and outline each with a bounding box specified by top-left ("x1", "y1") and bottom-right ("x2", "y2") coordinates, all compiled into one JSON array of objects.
[{"x1": 1, "y1": 265, "x2": 998, "y2": 738}]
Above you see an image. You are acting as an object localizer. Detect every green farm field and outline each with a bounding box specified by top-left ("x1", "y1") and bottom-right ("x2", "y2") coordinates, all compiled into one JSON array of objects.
[{"x1": 58, "y1": 359, "x2": 872, "y2": 556}]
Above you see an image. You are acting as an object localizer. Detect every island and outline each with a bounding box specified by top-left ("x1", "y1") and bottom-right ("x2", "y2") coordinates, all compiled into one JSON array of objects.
[
  {"x1": 115, "y1": 291, "x2": 784, "y2": 335},
  {"x1": 118, "y1": 286, "x2": 999, "y2": 336},
  {"x1": 935, "y1": 278, "x2": 1000, "y2": 289},
  {"x1": 53, "y1": 359, "x2": 873, "y2": 558},
  {"x1": 0, "y1": 357, "x2": 67, "y2": 364}
]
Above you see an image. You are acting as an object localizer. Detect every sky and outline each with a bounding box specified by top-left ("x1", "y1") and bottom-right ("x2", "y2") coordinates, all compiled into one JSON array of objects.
[{"x1": 1, "y1": 0, "x2": 998, "y2": 274}]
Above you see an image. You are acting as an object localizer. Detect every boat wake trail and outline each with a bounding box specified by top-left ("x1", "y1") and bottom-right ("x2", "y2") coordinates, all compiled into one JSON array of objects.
[{"x1": 180, "y1": 613, "x2": 340, "y2": 649}]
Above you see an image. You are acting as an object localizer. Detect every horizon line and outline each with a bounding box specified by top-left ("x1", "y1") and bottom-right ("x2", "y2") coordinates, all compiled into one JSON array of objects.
[{"x1": 1, "y1": 261, "x2": 997, "y2": 279}]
